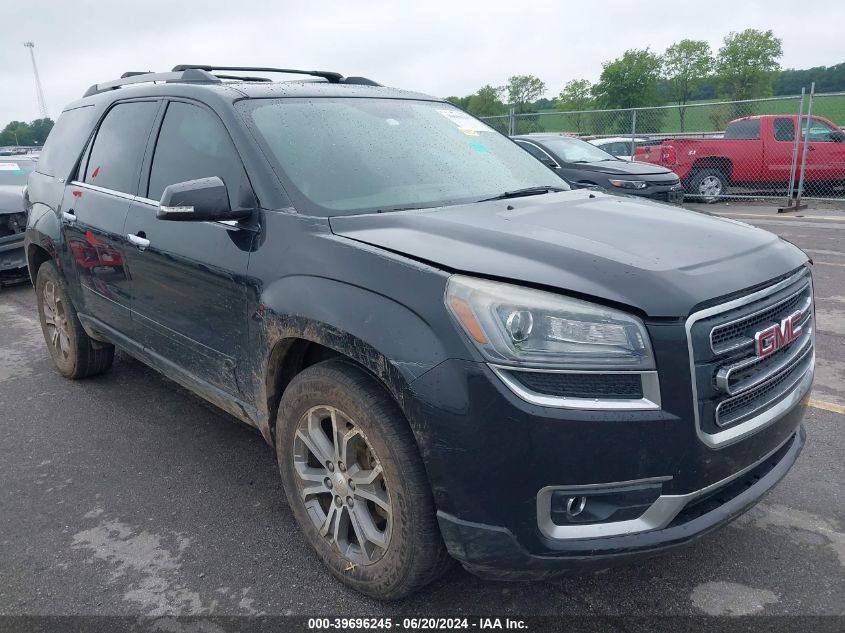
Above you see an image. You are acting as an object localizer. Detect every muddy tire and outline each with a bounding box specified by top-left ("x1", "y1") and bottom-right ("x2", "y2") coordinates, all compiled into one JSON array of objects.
[
  {"x1": 276, "y1": 359, "x2": 450, "y2": 600},
  {"x1": 686, "y1": 168, "x2": 729, "y2": 202},
  {"x1": 35, "y1": 261, "x2": 114, "y2": 379}
]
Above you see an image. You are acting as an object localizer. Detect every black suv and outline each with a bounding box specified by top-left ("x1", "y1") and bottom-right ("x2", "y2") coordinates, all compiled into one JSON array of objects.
[{"x1": 25, "y1": 66, "x2": 814, "y2": 600}]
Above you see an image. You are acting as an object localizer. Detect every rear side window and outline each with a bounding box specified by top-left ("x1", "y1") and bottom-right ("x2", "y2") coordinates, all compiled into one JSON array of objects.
[
  {"x1": 36, "y1": 105, "x2": 96, "y2": 178},
  {"x1": 724, "y1": 119, "x2": 761, "y2": 139},
  {"x1": 147, "y1": 102, "x2": 248, "y2": 206},
  {"x1": 84, "y1": 101, "x2": 159, "y2": 194},
  {"x1": 774, "y1": 118, "x2": 794, "y2": 141}
]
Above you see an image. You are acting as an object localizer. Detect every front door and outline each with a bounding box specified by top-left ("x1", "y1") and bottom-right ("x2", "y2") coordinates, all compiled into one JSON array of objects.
[
  {"x1": 60, "y1": 100, "x2": 160, "y2": 335},
  {"x1": 122, "y1": 100, "x2": 257, "y2": 396}
]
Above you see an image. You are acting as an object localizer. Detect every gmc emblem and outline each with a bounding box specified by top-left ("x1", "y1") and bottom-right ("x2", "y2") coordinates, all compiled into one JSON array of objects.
[{"x1": 754, "y1": 310, "x2": 804, "y2": 357}]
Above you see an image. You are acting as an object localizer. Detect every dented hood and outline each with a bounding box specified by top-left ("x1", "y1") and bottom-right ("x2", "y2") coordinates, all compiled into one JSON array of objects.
[{"x1": 329, "y1": 190, "x2": 808, "y2": 317}]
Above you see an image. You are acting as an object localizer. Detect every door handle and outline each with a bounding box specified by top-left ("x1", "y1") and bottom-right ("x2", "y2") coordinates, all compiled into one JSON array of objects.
[
  {"x1": 809, "y1": 146, "x2": 816, "y2": 151},
  {"x1": 127, "y1": 232, "x2": 150, "y2": 251},
  {"x1": 62, "y1": 210, "x2": 76, "y2": 225}
]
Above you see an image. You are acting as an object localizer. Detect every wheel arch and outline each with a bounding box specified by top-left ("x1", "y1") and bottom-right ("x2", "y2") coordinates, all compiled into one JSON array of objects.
[
  {"x1": 689, "y1": 157, "x2": 733, "y2": 182},
  {"x1": 256, "y1": 275, "x2": 452, "y2": 446}
]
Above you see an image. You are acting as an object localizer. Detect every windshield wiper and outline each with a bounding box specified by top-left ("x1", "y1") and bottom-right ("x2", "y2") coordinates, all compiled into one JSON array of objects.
[{"x1": 480, "y1": 186, "x2": 566, "y2": 202}]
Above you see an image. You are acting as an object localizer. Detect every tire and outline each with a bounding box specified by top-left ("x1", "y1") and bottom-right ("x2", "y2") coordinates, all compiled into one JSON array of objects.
[
  {"x1": 276, "y1": 359, "x2": 450, "y2": 600},
  {"x1": 686, "y1": 168, "x2": 729, "y2": 202},
  {"x1": 35, "y1": 261, "x2": 115, "y2": 379}
]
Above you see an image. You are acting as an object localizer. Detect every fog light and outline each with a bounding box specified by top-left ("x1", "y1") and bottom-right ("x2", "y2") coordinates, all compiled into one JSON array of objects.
[
  {"x1": 550, "y1": 483, "x2": 663, "y2": 525},
  {"x1": 565, "y1": 496, "x2": 587, "y2": 518}
]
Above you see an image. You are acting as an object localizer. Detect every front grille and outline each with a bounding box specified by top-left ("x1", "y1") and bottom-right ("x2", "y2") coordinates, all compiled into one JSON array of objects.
[
  {"x1": 688, "y1": 269, "x2": 814, "y2": 438},
  {"x1": 510, "y1": 371, "x2": 643, "y2": 400}
]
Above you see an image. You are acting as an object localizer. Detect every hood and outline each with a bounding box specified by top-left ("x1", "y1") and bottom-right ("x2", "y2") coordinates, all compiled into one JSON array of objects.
[
  {"x1": 571, "y1": 160, "x2": 672, "y2": 176},
  {"x1": 0, "y1": 185, "x2": 25, "y2": 214},
  {"x1": 329, "y1": 190, "x2": 808, "y2": 317}
]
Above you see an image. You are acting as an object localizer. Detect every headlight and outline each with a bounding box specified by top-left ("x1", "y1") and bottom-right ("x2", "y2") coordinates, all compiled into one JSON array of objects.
[
  {"x1": 608, "y1": 179, "x2": 647, "y2": 190},
  {"x1": 4, "y1": 212, "x2": 27, "y2": 234},
  {"x1": 445, "y1": 275, "x2": 654, "y2": 369}
]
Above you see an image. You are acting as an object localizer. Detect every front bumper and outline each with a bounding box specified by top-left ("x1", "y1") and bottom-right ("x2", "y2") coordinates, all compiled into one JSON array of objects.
[
  {"x1": 405, "y1": 354, "x2": 808, "y2": 578},
  {"x1": 437, "y1": 427, "x2": 804, "y2": 578},
  {"x1": 0, "y1": 235, "x2": 27, "y2": 280}
]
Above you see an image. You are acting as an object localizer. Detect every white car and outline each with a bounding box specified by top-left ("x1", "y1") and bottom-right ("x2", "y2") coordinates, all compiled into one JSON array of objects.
[{"x1": 588, "y1": 137, "x2": 646, "y2": 161}]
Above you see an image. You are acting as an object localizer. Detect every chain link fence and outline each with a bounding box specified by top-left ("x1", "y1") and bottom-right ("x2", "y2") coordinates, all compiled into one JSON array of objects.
[{"x1": 480, "y1": 90, "x2": 845, "y2": 202}]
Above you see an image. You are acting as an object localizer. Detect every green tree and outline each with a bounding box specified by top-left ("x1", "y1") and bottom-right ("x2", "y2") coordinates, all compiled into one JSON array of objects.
[
  {"x1": 593, "y1": 49, "x2": 663, "y2": 109},
  {"x1": 445, "y1": 95, "x2": 470, "y2": 109},
  {"x1": 28, "y1": 118, "x2": 54, "y2": 145},
  {"x1": 555, "y1": 79, "x2": 594, "y2": 134},
  {"x1": 556, "y1": 79, "x2": 594, "y2": 112},
  {"x1": 0, "y1": 121, "x2": 34, "y2": 146},
  {"x1": 663, "y1": 39, "x2": 713, "y2": 131},
  {"x1": 715, "y1": 29, "x2": 783, "y2": 100},
  {"x1": 592, "y1": 49, "x2": 664, "y2": 133},
  {"x1": 465, "y1": 84, "x2": 506, "y2": 117},
  {"x1": 505, "y1": 74, "x2": 546, "y2": 114}
]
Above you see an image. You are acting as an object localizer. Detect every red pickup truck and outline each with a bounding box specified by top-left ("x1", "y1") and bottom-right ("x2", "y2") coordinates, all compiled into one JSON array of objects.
[{"x1": 635, "y1": 115, "x2": 845, "y2": 198}]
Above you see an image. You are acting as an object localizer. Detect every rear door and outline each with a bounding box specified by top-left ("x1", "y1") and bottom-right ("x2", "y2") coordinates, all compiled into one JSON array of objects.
[
  {"x1": 765, "y1": 117, "x2": 801, "y2": 183},
  {"x1": 61, "y1": 100, "x2": 160, "y2": 335},
  {"x1": 122, "y1": 99, "x2": 256, "y2": 396}
]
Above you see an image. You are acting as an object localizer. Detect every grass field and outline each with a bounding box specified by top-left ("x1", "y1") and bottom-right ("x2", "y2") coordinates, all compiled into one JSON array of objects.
[{"x1": 509, "y1": 94, "x2": 845, "y2": 136}]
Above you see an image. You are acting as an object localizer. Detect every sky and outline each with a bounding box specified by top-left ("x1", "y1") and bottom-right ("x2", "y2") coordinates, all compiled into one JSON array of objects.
[{"x1": 3, "y1": 0, "x2": 844, "y2": 125}]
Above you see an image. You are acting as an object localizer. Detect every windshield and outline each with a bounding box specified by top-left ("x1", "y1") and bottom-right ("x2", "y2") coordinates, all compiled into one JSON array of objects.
[
  {"x1": 240, "y1": 98, "x2": 567, "y2": 216},
  {"x1": 0, "y1": 160, "x2": 35, "y2": 186},
  {"x1": 539, "y1": 137, "x2": 618, "y2": 163}
]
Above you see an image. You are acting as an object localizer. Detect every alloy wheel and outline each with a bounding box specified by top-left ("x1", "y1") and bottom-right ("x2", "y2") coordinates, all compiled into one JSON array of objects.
[
  {"x1": 42, "y1": 280, "x2": 71, "y2": 361},
  {"x1": 698, "y1": 175, "x2": 723, "y2": 197},
  {"x1": 292, "y1": 405, "x2": 392, "y2": 565}
]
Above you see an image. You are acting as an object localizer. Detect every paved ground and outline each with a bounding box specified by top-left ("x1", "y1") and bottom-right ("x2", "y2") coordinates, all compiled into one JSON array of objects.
[{"x1": 1, "y1": 203, "x2": 843, "y2": 618}]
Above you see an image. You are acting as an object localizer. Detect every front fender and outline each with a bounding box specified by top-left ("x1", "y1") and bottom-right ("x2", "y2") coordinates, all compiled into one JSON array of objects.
[{"x1": 254, "y1": 274, "x2": 452, "y2": 431}]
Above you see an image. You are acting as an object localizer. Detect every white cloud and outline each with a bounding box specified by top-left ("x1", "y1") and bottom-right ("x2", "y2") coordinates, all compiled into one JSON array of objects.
[{"x1": 3, "y1": 0, "x2": 844, "y2": 124}]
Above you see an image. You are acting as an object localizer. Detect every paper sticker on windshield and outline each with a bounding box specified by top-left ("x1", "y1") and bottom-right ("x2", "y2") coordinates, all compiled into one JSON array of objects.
[
  {"x1": 437, "y1": 109, "x2": 490, "y2": 132},
  {"x1": 0, "y1": 163, "x2": 21, "y2": 171}
]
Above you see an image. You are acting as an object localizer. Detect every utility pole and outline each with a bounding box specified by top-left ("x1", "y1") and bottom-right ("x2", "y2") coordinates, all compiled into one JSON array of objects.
[{"x1": 24, "y1": 42, "x2": 50, "y2": 119}]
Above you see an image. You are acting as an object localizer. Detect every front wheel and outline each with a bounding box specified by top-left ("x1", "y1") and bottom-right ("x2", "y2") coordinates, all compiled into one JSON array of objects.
[{"x1": 276, "y1": 359, "x2": 450, "y2": 600}]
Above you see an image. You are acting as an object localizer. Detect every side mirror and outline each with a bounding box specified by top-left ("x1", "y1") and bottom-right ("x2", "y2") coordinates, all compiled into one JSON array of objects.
[
  {"x1": 540, "y1": 157, "x2": 558, "y2": 170},
  {"x1": 157, "y1": 177, "x2": 251, "y2": 222},
  {"x1": 831, "y1": 130, "x2": 845, "y2": 143}
]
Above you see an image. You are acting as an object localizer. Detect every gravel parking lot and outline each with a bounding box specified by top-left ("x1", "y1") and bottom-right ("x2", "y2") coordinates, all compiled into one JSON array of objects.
[{"x1": 1, "y1": 203, "x2": 843, "y2": 619}]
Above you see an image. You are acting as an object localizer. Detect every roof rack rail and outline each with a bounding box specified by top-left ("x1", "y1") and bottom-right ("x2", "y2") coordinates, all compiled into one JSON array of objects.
[
  {"x1": 171, "y1": 65, "x2": 381, "y2": 86},
  {"x1": 172, "y1": 64, "x2": 344, "y2": 83},
  {"x1": 83, "y1": 68, "x2": 220, "y2": 98},
  {"x1": 82, "y1": 66, "x2": 382, "y2": 98}
]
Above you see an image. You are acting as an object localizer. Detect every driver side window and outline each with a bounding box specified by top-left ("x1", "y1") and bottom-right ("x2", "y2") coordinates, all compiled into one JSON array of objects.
[
  {"x1": 147, "y1": 102, "x2": 250, "y2": 207},
  {"x1": 802, "y1": 118, "x2": 838, "y2": 142}
]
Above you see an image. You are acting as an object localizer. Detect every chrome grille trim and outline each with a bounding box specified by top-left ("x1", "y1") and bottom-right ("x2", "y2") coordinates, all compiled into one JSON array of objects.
[
  {"x1": 716, "y1": 345, "x2": 814, "y2": 427},
  {"x1": 709, "y1": 275, "x2": 812, "y2": 355},
  {"x1": 489, "y1": 365, "x2": 661, "y2": 410},
  {"x1": 685, "y1": 268, "x2": 815, "y2": 449},
  {"x1": 715, "y1": 316, "x2": 813, "y2": 396}
]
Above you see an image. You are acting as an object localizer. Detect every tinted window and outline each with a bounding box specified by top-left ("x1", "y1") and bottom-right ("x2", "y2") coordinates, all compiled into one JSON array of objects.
[
  {"x1": 241, "y1": 99, "x2": 566, "y2": 216},
  {"x1": 85, "y1": 101, "x2": 158, "y2": 194},
  {"x1": 774, "y1": 118, "x2": 794, "y2": 142},
  {"x1": 535, "y1": 137, "x2": 617, "y2": 163},
  {"x1": 0, "y1": 160, "x2": 35, "y2": 186},
  {"x1": 724, "y1": 119, "x2": 761, "y2": 139},
  {"x1": 36, "y1": 105, "x2": 96, "y2": 178},
  {"x1": 147, "y1": 102, "x2": 248, "y2": 205},
  {"x1": 516, "y1": 141, "x2": 552, "y2": 161}
]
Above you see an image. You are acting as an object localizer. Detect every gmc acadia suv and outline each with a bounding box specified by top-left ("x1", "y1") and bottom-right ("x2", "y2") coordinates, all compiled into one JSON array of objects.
[{"x1": 25, "y1": 65, "x2": 814, "y2": 600}]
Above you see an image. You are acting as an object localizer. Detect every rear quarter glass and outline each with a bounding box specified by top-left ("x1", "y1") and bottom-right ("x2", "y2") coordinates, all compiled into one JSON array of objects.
[{"x1": 37, "y1": 105, "x2": 97, "y2": 179}]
